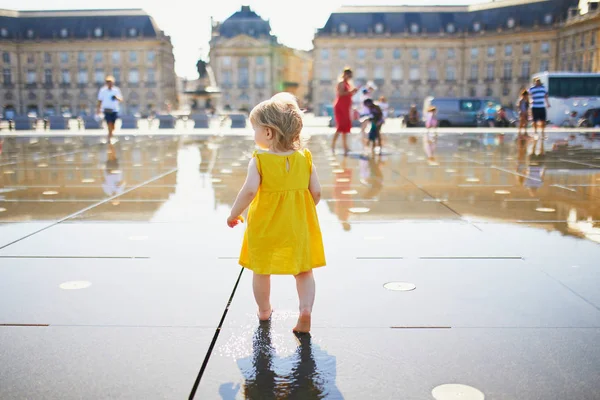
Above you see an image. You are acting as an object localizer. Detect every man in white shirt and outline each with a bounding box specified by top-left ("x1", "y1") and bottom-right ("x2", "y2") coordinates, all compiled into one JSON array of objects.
[{"x1": 96, "y1": 75, "x2": 123, "y2": 139}]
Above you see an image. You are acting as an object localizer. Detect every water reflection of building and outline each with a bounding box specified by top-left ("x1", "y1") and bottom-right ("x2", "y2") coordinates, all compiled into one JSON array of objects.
[{"x1": 0, "y1": 136, "x2": 178, "y2": 220}]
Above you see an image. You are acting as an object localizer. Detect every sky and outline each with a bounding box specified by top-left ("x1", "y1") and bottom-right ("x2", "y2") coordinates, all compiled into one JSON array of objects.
[{"x1": 6, "y1": 0, "x2": 487, "y2": 79}]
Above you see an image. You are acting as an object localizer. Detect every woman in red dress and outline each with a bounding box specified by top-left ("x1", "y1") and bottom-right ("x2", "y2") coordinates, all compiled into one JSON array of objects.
[{"x1": 332, "y1": 68, "x2": 358, "y2": 155}]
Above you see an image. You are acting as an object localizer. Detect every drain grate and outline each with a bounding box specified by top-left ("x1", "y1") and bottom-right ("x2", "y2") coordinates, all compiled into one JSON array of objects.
[{"x1": 0, "y1": 323, "x2": 49, "y2": 327}]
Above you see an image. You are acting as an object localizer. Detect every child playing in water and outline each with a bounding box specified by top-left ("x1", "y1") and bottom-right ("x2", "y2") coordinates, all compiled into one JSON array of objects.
[
  {"x1": 227, "y1": 92, "x2": 326, "y2": 333},
  {"x1": 363, "y1": 99, "x2": 384, "y2": 154}
]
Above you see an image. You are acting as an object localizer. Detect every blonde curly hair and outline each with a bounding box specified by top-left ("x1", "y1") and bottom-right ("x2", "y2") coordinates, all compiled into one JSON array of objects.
[{"x1": 249, "y1": 92, "x2": 303, "y2": 152}]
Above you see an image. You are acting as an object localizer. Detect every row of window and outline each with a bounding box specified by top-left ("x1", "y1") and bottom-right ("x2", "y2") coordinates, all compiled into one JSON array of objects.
[
  {"x1": 319, "y1": 43, "x2": 551, "y2": 61},
  {"x1": 560, "y1": 54, "x2": 597, "y2": 73},
  {"x1": 220, "y1": 68, "x2": 266, "y2": 86},
  {"x1": 0, "y1": 26, "x2": 140, "y2": 39},
  {"x1": 561, "y1": 30, "x2": 598, "y2": 52},
  {"x1": 2, "y1": 68, "x2": 156, "y2": 85},
  {"x1": 319, "y1": 60, "x2": 549, "y2": 81},
  {"x1": 220, "y1": 56, "x2": 265, "y2": 67},
  {"x1": 1, "y1": 51, "x2": 156, "y2": 65},
  {"x1": 335, "y1": 14, "x2": 554, "y2": 35}
]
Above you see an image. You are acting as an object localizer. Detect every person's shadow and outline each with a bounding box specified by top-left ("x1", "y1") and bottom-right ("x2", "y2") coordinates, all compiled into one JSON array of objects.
[{"x1": 219, "y1": 321, "x2": 343, "y2": 399}]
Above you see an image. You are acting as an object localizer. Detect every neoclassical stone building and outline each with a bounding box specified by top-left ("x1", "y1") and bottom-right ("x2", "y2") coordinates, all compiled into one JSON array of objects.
[
  {"x1": 0, "y1": 9, "x2": 177, "y2": 117},
  {"x1": 208, "y1": 6, "x2": 312, "y2": 111},
  {"x1": 312, "y1": 0, "x2": 598, "y2": 114}
]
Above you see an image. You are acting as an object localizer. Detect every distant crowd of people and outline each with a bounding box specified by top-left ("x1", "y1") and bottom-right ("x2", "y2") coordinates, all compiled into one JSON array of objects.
[{"x1": 331, "y1": 67, "x2": 557, "y2": 158}]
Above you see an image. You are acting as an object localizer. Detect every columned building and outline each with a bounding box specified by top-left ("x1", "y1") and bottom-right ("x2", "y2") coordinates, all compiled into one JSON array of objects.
[
  {"x1": 0, "y1": 9, "x2": 177, "y2": 118},
  {"x1": 558, "y1": 1, "x2": 600, "y2": 72},
  {"x1": 312, "y1": 0, "x2": 595, "y2": 114},
  {"x1": 208, "y1": 6, "x2": 312, "y2": 111}
]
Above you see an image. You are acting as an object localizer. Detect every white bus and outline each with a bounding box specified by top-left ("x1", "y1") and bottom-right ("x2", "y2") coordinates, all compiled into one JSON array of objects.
[{"x1": 531, "y1": 72, "x2": 600, "y2": 127}]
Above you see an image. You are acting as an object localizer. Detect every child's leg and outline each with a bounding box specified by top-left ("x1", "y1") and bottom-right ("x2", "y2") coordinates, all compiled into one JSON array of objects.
[
  {"x1": 252, "y1": 273, "x2": 272, "y2": 320},
  {"x1": 293, "y1": 270, "x2": 315, "y2": 333}
]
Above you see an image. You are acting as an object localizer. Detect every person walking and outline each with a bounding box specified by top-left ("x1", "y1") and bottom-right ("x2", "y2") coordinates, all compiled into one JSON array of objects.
[
  {"x1": 96, "y1": 75, "x2": 123, "y2": 140},
  {"x1": 227, "y1": 92, "x2": 326, "y2": 333},
  {"x1": 332, "y1": 68, "x2": 358, "y2": 155},
  {"x1": 529, "y1": 77, "x2": 551, "y2": 153}
]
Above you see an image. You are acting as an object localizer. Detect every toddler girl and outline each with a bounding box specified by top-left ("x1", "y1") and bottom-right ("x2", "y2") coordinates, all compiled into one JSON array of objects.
[
  {"x1": 424, "y1": 106, "x2": 438, "y2": 161},
  {"x1": 425, "y1": 106, "x2": 437, "y2": 130},
  {"x1": 227, "y1": 93, "x2": 326, "y2": 333}
]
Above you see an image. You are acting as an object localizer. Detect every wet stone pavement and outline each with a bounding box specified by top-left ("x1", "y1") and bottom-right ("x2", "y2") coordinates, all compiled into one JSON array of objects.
[{"x1": 0, "y1": 132, "x2": 599, "y2": 399}]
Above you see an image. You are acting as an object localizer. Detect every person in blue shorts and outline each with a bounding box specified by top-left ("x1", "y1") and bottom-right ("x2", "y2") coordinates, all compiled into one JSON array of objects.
[
  {"x1": 529, "y1": 77, "x2": 551, "y2": 154},
  {"x1": 96, "y1": 75, "x2": 123, "y2": 140}
]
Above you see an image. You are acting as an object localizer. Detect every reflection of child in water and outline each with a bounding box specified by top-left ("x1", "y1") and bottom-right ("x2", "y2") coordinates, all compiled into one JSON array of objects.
[
  {"x1": 359, "y1": 156, "x2": 384, "y2": 199},
  {"x1": 223, "y1": 322, "x2": 342, "y2": 400},
  {"x1": 102, "y1": 144, "x2": 126, "y2": 200}
]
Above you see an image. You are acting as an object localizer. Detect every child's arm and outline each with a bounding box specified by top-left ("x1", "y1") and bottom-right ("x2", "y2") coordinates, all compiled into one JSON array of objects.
[
  {"x1": 308, "y1": 164, "x2": 321, "y2": 205},
  {"x1": 227, "y1": 158, "x2": 261, "y2": 226}
]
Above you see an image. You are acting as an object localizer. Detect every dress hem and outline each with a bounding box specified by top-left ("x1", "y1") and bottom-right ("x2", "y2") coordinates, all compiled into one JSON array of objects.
[{"x1": 239, "y1": 261, "x2": 326, "y2": 275}]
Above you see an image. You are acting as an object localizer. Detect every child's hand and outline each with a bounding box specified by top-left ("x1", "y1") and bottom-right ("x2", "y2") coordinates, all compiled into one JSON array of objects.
[{"x1": 227, "y1": 215, "x2": 245, "y2": 228}]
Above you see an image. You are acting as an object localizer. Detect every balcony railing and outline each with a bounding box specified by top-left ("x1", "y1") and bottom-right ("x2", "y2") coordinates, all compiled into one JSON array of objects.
[
  {"x1": 145, "y1": 82, "x2": 157, "y2": 88},
  {"x1": 2, "y1": 83, "x2": 14, "y2": 88},
  {"x1": 60, "y1": 82, "x2": 71, "y2": 88},
  {"x1": 25, "y1": 83, "x2": 37, "y2": 89}
]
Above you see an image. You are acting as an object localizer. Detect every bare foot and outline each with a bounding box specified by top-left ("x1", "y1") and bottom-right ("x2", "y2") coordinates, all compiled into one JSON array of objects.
[
  {"x1": 257, "y1": 307, "x2": 272, "y2": 321},
  {"x1": 293, "y1": 310, "x2": 311, "y2": 333}
]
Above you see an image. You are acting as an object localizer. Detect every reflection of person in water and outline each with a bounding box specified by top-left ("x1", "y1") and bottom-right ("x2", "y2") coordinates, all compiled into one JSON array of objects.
[
  {"x1": 102, "y1": 143, "x2": 126, "y2": 199},
  {"x1": 515, "y1": 135, "x2": 529, "y2": 185},
  {"x1": 334, "y1": 159, "x2": 353, "y2": 231},
  {"x1": 223, "y1": 322, "x2": 342, "y2": 400},
  {"x1": 525, "y1": 153, "x2": 545, "y2": 196}
]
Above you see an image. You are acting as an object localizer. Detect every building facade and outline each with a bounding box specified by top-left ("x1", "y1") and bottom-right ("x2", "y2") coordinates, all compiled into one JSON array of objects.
[
  {"x1": 0, "y1": 9, "x2": 177, "y2": 118},
  {"x1": 312, "y1": 0, "x2": 597, "y2": 114},
  {"x1": 558, "y1": 1, "x2": 600, "y2": 72},
  {"x1": 208, "y1": 6, "x2": 312, "y2": 111}
]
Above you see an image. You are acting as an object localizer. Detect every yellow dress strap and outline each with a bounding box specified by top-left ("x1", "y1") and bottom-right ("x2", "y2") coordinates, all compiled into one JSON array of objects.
[
  {"x1": 252, "y1": 150, "x2": 262, "y2": 176},
  {"x1": 303, "y1": 148, "x2": 312, "y2": 171}
]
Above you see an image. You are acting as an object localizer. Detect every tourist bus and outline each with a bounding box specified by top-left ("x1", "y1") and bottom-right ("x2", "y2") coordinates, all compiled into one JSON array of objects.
[{"x1": 531, "y1": 72, "x2": 600, "y2": 126}]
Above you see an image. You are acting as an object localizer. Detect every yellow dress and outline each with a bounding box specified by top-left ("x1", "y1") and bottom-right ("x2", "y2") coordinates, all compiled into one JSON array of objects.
[{"x1": 239, "y1": 148, "x2": 326, "y2": 275}]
